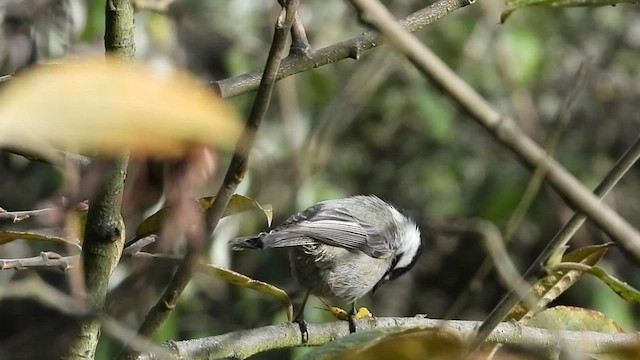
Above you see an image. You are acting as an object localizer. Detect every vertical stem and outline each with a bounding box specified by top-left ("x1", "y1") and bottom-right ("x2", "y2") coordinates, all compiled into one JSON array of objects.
[
  {"x1": 105, "y1": 0, "x2": 136, "y2": 60},
  {"x1": 64, "y1": 159, "x2": 128, "y2": 359},
  {"x1": 64, "y1": 0, "x2": 134, "y2": 357}
]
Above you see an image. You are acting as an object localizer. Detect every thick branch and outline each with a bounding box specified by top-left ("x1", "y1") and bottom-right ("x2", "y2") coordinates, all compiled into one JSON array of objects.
[
  {"x1": 212, "y1": 0, "x2": 470, "y2": 98},
  {"x1": 131, "y1": 317, "x2": 638, "y2": 360},
  {"x1": 1, "y1": 146, "x2": 92, "y2": 167},
  {"x1": 105, "y1": 0, "x2": 136, "y2": 59},
  {"x1": 65, "y1": 158, "x2": 128, "y2": 359}
]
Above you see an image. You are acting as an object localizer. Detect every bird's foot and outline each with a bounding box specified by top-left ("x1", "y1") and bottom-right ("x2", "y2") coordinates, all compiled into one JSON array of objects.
[
  {"x1": 348, "y1": 314, "x2": 358, "y2": 333},
  {"x1": 347, "y1": 306, "x2": 372, "y2": 333},
  {"x1": 294, "y1": 317, "x2": 309, "y2": 344}
]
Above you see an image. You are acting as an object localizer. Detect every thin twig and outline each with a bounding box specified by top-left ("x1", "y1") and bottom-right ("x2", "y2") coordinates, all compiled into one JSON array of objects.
[
  {"x1": 66, "y1": 157, "x2": 129, "y2": 359},
  {"x1": 0, "y1": 207, "x2": 56, "y2": 222},
  {"x1": 277, "y1": 0, "x2": 312, "y2": 57},
  {"x1": 2, "y1": 145, "x2": 92, "y2": 167},
  {"x1": 212, "y1": 0, "x2": 471, "y2": 98},
  {"x1": 122, "y1": 235, "x2": 159, "y2": 255},
  {"x1": 0, "y1": 234, "x2": 154, "y2": 272},
  {"x1": 0, "y1": 251, "x2": 78, "y2": 270},
  {"x1": 289, "y1": 11, "x2": 312, "y2": 57},
  {"x1": 126, "y1": 0, "x2": 301, "y2": 353}
]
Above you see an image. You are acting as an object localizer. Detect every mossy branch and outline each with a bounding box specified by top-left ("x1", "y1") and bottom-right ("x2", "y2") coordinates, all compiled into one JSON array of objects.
[{"x1": 64, "y1": 158, "x2": 128, "y2": 359}]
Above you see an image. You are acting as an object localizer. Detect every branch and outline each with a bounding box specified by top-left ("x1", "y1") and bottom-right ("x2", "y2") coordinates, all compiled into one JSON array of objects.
[
  {"x1": 0, "y1": 251, "x2": 78, "y2": 270},
  {"x1": 64, "y1": 5, "x2": 134, "y2": 356},
  {"x1": 65, "y1": 158, "x2": 128, "y2": 359},
  {"x1": 0, "y1": 207, "x2": 55, "y2": 222},
  {"x1": 1, "y1": 146, "x2": 92, "y2": 167},
  {"x1": 131, "y1": 317, "x2": 638, "y2": 360},
  {"x1": 125, "y1": 1, "x2": 301, "y2": 354},
  {"x1": 212, "y1": 0, "x2": 471, "y2": 98},
  {"x1": 277, "y1": 0, "x2": 312, "y2": 57}
]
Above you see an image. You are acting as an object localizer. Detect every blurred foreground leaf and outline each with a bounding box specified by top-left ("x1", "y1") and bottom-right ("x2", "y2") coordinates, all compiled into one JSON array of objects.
[
  {"x1": 300, "y1": 327, "x2": 466, "y2": 360},
  {"x1": 196, "y1": 263, "x2": 293, "y2": 321},
  {"x1": 134, "y1": 194, "x2": 272, "y2": 240},
  {"x1": 528, "y1": 305, "x2": 624, "y2": 333},
  {"x1": 508, "y1": 244, "x2": 610, "y2": 321},
  {"x1": 0, "y1": 57, "x2": 241, "y2": 158}
]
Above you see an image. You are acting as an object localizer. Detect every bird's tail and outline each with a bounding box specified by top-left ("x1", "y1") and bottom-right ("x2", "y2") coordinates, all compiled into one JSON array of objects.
[{"x1": 229, "y1": 232, "x2": 268, "y2": 250}]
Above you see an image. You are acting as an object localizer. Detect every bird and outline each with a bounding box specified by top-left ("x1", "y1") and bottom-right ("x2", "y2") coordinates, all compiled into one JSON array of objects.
[{"x1": 229, "y1": 195, "x2": 423, "y2": 342}]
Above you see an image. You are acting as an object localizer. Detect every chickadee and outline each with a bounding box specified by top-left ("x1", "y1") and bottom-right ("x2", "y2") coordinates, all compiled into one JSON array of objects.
[{"x1": 230, "y1": 195, "x2": 423, "y2": 341}]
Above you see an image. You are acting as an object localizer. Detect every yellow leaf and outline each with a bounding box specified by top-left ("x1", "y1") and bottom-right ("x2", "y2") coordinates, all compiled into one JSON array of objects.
[
  {"x1": 0, "y1": 230, "x2": 80, "y2": 247},
  {"x1": 196, "y1": 263, "x2": 293, "y2": 321},
  {"x1": 0, "y1": 57, "x2": 241, "y2": 158},
  {"x1": 134, "y1": 194, "x2": 272, "y2": 240}
]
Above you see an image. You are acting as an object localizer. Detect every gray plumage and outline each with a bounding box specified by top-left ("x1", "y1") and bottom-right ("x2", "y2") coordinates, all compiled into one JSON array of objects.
[{"x1": 230, "y1": 195, "x2": 423, "y2": 304}]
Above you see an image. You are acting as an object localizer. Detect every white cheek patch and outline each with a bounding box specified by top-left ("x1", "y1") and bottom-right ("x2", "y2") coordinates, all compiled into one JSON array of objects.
[
  {"x1": 389, "y1": 206, "x2": 421, "y2": 271},
  {"x1": 394, "y1": 253, "x2": 412, "y2": 270}
]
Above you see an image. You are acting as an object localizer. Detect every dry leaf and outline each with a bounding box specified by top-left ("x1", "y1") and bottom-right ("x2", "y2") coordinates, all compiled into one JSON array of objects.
[{"x1": 0, "y1": 57, "x2": 241, "y2": 158}]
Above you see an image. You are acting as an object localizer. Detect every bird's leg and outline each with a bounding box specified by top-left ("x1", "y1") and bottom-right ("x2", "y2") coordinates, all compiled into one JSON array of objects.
[
  {"x1": 347, "y1": 302, "x2": 358, "y2": 333},
  {"x1": 293, "y1": 289, "x2": 312, "y2": 343}
]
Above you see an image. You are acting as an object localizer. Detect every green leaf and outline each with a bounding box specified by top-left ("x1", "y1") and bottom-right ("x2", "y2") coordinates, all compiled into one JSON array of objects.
[
  {"x1": 196, "y1": 263, "x2": 293, "y2": 321},
  {"x1": 134, "y1": 194, "x2": 272, "y2": 240},
  {"x1": 588, "y1": 266, "x2": 640, "y2": 303}
]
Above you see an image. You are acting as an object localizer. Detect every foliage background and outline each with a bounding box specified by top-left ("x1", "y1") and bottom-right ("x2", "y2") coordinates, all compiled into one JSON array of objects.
[{"x1": 0, "y1": 0, "x2": 639, "y2": 359}]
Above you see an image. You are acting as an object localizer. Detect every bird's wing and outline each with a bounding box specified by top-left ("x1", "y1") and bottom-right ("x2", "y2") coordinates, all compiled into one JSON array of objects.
[{"x1": 280, "y1": 206, "x2": 394, "y2": 258}]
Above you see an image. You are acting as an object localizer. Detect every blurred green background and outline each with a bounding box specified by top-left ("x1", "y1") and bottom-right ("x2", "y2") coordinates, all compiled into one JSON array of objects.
[{"x1": 0, "y1": 0, "x2": 639, "y2": 359}]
